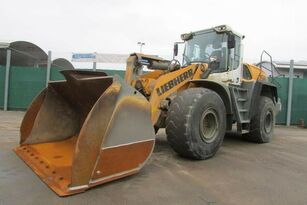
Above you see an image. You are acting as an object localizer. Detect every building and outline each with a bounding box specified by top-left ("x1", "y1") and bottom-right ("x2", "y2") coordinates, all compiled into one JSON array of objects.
[
  {"x1": 256, "y1": 60, "x2": 307, "y2": 78},
  {"x1": 0, "y1": 41, "x2": 74, "y2": 69}
]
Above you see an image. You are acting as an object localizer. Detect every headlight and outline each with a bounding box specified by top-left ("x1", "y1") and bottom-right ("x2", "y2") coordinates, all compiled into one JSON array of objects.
[
  {"x1": 214, "y1": 25, "x2": 231, "y2": 33},
  {"x1": 181, "y1": 33, "x2": 193, "y2": 41}
]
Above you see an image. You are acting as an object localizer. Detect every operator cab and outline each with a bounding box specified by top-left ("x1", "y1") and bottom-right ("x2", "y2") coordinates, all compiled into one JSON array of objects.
[{"x1": 174, "y1": 25, "x2": 244, "y2": 84}]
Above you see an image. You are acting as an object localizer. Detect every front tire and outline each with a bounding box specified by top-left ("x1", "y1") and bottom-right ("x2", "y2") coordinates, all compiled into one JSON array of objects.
[
  {"x1": 166, "y1": 88, "x2": 226, "y2": 160},
  {"x1": 244, "y1": 96, "x2": 275, "y2": 143}
]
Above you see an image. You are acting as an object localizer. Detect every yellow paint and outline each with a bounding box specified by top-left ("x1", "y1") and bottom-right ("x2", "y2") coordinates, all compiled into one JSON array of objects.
[
  {"x1": 147, "y1": 64, "x2": 199, "y2": 124},
  {"x1": 243, "y1": 63, "x2": 268, "y2": 82}
]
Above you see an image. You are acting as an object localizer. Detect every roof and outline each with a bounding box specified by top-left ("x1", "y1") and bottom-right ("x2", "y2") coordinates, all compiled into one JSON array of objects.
[
  {"x1": 257, "y1": 61, "x2": 307, "y2": 70},
  {"x1": 181, "y1": 25, "x2": 244, "y2": 40},
  {"x1": 52, "y1": 58, "x2": 74, "y2": 70},
  {"x1": 0, "y1": 41, "x2": 47, "y2": 67},
  {"x1": 0, "y1": 41, "x2": 74, "y2": 69}
]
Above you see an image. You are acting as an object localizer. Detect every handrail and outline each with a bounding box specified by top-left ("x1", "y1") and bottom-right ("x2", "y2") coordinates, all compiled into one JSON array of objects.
[
  {"x1": 257, "y1": 50, "x2": 282, "y2": 88},
  {"x1": 259, "y1": 50, "x2": 273, "y2": 79}
]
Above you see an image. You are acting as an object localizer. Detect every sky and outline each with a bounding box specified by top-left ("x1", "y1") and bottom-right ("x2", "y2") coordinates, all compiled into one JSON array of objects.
[{"x1": 0, "y1": 0, "x2": 306, "y2": 67}]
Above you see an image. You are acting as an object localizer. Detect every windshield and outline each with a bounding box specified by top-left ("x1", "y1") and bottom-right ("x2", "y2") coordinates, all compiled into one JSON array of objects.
[{"x1": 183, "y1": 31, "x2": 228, "y2": 72}]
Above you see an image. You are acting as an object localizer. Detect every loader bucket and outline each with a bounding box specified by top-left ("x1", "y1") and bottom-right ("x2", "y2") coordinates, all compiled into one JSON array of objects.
[{"x1": 13, "y1": 70, "x2": 155, "y2": 196}]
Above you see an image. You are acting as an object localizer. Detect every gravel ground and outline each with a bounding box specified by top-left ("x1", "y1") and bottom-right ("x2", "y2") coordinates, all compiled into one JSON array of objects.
[{"x1": 1, "y1": 110, "x2": 307, "y2": 205}]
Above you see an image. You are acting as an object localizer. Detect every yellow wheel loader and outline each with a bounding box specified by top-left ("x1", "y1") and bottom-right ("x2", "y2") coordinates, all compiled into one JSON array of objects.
[{"x1": 14, "y1": 25, "x2": 280, "y2": 196}]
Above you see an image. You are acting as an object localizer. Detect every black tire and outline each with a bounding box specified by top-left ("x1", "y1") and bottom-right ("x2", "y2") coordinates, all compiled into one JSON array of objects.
[
  {"x1": 166, "y1": 88, "x2": 226, "y2": 160},
  {"x1": 244, "y1": 96, "x2": 275, "y2": 143}
]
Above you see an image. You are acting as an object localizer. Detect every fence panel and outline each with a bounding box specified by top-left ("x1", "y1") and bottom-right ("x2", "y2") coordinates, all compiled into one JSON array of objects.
[
  {"x1": 0, "y1": 66, "x2": 5, "y2": 108},
  {"x1": 50, "y1": 67, "x2": 65, "y2": 81},
  {"x1": 291, "y1": 78, "x2": 307, "y2": 124},
  {"x1": 8, "y1": 66, "x2": 46, "y2": 110},
  {"x1": 274, "y1": 78, "x2": 289, "y2": 124},
  {"x1": 274, "y1": 77, "x2": 307, "y2": 125},
  {"x1": 2, "y1": 67, "x2": 306, "y2": 125},
  {"x1": 1, "y1": 67, "x2": 126, "y2": 110}
]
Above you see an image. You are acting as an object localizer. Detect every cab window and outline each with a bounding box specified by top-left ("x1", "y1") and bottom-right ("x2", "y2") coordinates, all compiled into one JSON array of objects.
[{"x1": 228, "y1": 35, "x2": 241, "y2": 70}]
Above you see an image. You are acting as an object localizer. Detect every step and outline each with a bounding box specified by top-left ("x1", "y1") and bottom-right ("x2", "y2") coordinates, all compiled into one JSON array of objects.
[
  {"x1": 241, "y1": 130, "x2": 249, "y2": 134},
  {"x1": 240, "y1": 120, "x2": 250, "y2": 123},
  {"x1": 236, "y1": 88, "x2": 248, "y2": 92},
  {"x1": 237, "y1": 98, "x2": 247, "y2": 102},
  {"x1": 239, "y1": 109, "x2": 248, "y2": 113}
]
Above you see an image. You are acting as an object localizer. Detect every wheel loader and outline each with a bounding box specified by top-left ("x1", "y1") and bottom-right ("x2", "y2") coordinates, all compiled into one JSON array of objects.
[{"x1": 14, "y1": 25, "x2": 280, "y2": 196}]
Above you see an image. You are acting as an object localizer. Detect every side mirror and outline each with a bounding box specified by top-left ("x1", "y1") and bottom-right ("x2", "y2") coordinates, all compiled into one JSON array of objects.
[
  {"x1": 173, "y1": 43, "x2": 178, "y2": 57},
  {"x1": 227, "y1": 34, "x2": 236, "y2": 49}
]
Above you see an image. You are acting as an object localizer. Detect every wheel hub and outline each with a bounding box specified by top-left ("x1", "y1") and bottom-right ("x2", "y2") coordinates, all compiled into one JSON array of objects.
[
  {"x1": 200, "y1": 108, "x2": 219, "y2": 143},
  {"x1": 264, "y1": 110, "x2": 273, "y2": 134}
]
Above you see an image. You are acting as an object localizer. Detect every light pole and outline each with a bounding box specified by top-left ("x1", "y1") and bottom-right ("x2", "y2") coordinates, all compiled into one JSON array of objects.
[{"x1": 137, "y1": 42, "x2": 145, "y2": 53}]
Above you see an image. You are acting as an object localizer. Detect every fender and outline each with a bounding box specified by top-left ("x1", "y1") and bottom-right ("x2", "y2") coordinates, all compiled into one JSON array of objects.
[
  {"x1": 189, "y1": 79, "x2": 233, "y2": 130},
  {"x1": 249, "y1": 80, "x2": 280, "y2": 119}
]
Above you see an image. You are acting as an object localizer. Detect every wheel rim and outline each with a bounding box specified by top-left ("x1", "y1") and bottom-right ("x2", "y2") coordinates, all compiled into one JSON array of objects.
[
  {"x1": 199, "y1": 108, "x2": 219, "y2": 143},
  {"x1": 264, "y1": 110, "x2": 273, "y2": 134}
]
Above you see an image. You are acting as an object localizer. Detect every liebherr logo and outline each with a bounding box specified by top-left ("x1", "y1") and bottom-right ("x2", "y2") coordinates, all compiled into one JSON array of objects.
[{"x1": 156, "y1": 69, "x2": 193, "y2": 96}]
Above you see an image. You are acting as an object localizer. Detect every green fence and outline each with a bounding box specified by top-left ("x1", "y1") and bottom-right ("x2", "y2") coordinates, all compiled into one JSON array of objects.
[
  {"x1": 7, "y1": 66, "x2": 46, "y2": 110},
  {"x1": 274, "y1": 78, "x2": 288, "y2": 124},
  {"x1": 50, "y1": 67, "x2": 65, "y2": 81},
  {"x1": 274, "y1": 77, "x2": 307, "y2": 125},
  {"x1": 0, "y1": 66, "x2": 5, "y2": 108},
  {"x1": 1, "y1": 66, "x2": 307, "y2": 125},
  {"x1": 0, "y1": 66, "x2": 126, "y2": 110},
  {"x1": 291, "y1": 78, "x2": 307, "y2": 124}
]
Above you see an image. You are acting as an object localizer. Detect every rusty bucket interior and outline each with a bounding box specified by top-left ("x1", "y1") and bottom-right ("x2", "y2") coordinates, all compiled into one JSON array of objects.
[{"x1": 14, "y1": 70, "x2": 155, "y2": 196}]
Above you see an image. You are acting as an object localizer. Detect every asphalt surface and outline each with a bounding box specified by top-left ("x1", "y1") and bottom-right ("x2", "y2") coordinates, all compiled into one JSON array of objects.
[{"x1": 1, "y1": 111, "x2": 307, "y2": 205}]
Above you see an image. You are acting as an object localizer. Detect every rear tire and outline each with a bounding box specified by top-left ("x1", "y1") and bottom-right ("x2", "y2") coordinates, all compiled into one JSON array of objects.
[
  {"x1": 244, "y1": 96, "x2": 275, "y2": 143},
  {"x1": 166, "y1": 88, "x2": 226, "y2": 160}
]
